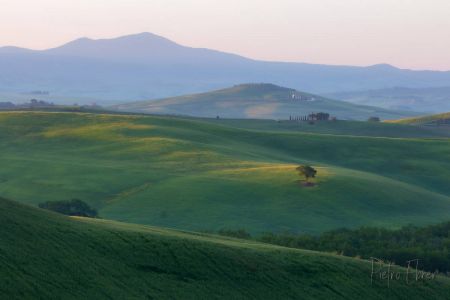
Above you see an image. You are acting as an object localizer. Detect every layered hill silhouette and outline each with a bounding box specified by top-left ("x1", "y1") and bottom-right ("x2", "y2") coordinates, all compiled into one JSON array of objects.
[
  {"x1": 43, "y1": 32, "x2": 248, "y2": 65},
  {"x1": 113, "y1": 83, "x2": 417, "y2": 120},
  {"x1": 1, "y1": 32, "x2": 450, "y2": 106}
]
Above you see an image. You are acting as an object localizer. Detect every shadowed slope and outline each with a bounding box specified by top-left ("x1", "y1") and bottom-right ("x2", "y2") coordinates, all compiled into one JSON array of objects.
[{"x1": 1, "y1": 197, "x2": 449, "y2": 299}]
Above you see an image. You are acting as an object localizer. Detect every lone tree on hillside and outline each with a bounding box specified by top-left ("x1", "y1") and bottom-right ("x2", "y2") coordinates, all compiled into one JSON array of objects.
[{"x1": 296, "y1": 165, "x2": 317, "y2": 183}]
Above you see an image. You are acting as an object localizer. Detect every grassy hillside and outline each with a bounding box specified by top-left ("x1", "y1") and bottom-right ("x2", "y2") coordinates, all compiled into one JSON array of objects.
[
  {"x1": 113, "y1": 83, "x2": 416, "y2": 120},
  {"x1": 388, "y1": 112, "x2": 450, "y2": 126},
  {"x1": 1, "y1": 111, "x2": 450, "y2": 234},
  {"x1": 1, "y1": 197, "x2": 449, "y2": 299},
  {"x1": 201, "y1": 117, "x2": 450, "y2": 138}
]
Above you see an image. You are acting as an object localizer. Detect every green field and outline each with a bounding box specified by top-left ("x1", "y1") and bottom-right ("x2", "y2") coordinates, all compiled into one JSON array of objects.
[
  {"x1": 1, "y1": 111, "x2": 450, "y2": 234},
  {"x1": 1, "y1": 197, "x2": 449, "y2": 299},
  {"x1": 387, "y1": 111, "x2": 450, "y2": 125},
  {"x1": 113, "y1": 83, "x2": 417, "y2": 120},
  {"x1": 201, "y1": 117, "x2": 450, "y2": 137}
]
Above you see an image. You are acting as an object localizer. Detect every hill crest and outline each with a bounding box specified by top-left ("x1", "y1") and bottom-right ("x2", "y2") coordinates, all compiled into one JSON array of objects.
[{"x1": 113, "y1": 83, "x2": 417, "y2": 120}]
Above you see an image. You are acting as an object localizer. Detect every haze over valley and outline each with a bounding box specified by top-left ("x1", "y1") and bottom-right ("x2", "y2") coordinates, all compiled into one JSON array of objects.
[
  {"x1": 2, "y1": 1, "x2": 450, "y2": 299},
  {"x1": 1, "y1": 32, "x2": 450, "y2": 113}
]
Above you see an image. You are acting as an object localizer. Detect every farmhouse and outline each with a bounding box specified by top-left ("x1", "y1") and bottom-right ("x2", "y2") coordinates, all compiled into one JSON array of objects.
[{"x1": 290, "y1": 92, "x2": 316, "y2": 101}]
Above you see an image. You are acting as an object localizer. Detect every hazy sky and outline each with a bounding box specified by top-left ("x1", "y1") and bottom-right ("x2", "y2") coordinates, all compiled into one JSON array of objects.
[{"x1": 1, "y1": 0, "x2": 450, "y2": 70}]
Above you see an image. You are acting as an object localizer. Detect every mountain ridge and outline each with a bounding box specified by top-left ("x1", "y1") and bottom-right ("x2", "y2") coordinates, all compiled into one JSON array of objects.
[
  {"x1": 1, "y1": 32, "x2": 450, "y2": 105},
  {"x1": 0, "y1": 34, "x2": 443, "y2": 71},
  {"x1": 3, "y1": 32, "x2": 250, "y2": 65}
]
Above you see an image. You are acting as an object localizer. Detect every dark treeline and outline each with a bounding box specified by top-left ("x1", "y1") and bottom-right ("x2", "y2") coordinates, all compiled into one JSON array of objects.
[
  {"x1": 289, "y1": 112, "x2": 331, "y2": 122},
  {"x1": 217, "y1": 222, "x2": 450, "y2": 273},
  {"x1": 0, "y1": 100, "x2": 104, "y2": 111},
  {"x1": 0, "y1": 99, "x2": 55, "y2": 110},
  {"x1": 38, "y1": 199, "x2": 98, "y2": 218}
]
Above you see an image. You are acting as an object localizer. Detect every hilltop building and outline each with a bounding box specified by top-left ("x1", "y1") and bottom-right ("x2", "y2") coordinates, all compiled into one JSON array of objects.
[{"x1": 290, "y1": 92, "x2": 316, "y2": 101}]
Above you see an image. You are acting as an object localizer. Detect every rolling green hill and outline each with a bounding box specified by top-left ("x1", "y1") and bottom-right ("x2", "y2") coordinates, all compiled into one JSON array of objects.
[
  {"x1": 200, "y1": 117, "x2": 450, "y2": 138},
  {"x1": 1, "y1": 197, "x2": 449, "y2": 299},
  {"x1": 388, "y1": 112, "x2": 450, "y2": 126},
  {"x1": 1, "y1": 111, "x2": 450, "y2": 234},
  {"x1": 113, "y1": 84, "x2": 417, "y2": 120}
]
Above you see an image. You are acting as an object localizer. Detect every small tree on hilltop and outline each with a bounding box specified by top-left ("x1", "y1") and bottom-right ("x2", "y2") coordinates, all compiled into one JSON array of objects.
[{"x1": 296, "y1": 165, "x2": 317, "y2": 183}]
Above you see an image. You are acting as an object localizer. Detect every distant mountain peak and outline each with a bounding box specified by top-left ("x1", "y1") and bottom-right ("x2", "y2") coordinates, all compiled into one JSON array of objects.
[
  {"x1": 104, "y1": 32, "x2": 178, "y2": 44},
  {"x1": 68, "y1": 32, "x2": 172, "y2": 42},
  {"x1": 128, "y1": 32, "x2": 167, "y2": 38},
  {"x1": 74, "y1": 37, "x2": 92, "y2": 42},
  {"x1": 368, "y1": 63, "x2": 398, "y2": 70},
  {"x1": 40, "y1": 32, "x2": 248, "y2": 64},
  {"x1": 47, "y1": 32, "x2": 181, "y2": 52}
]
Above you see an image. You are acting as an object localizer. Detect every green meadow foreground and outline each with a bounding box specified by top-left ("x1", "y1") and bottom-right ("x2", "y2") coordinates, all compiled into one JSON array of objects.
[
  {"x1": 1, "y1": 197, "x2": 449, "y2": 299},
  {"x1": 1, "y1": 111, "x2": 450, "y2": 234}
]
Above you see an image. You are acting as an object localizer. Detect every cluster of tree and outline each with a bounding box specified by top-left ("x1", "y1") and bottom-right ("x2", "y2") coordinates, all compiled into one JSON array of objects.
[
  {"x1": 289, "y1": 112, "x2": 332, "y2": 122},
  {"x1": 27, "y1": 90, "x2": 50, "y2": 95},
  {"x1": 38, "y1": 199, "x2": 98, "y2": 218},
  {"x1": 309, "y1": 112, "x2": 330, "y2": 121},
  {"x1": 29, "y1": 99, "x2": 55, "y2": 107},
  {"x1": 217, "y1": 221, "x2": 450, "y2": 273},
  {"x1": 0, "y1": 102, "x2": 15, "y2": 109},
  {"x1": 0, "y1": 99, "x2": 54, "y2": 110},
  {"x1": 217, "y1": 229, "x2": 251, "y2": 239}
]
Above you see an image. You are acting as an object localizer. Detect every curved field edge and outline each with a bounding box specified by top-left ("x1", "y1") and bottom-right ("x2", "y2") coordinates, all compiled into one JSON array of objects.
[{"x1": 1, "y1": 111, "x2": 450, "y2": 234}]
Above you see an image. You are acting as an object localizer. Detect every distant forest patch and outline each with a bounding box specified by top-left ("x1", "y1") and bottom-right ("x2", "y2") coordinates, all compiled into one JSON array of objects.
[
  {"x1": 38, "y1": 199, "x2": 98, "y2": 218},
  {"x1": 216, "y1": 221, "x2": 450, "y2": 274}
]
